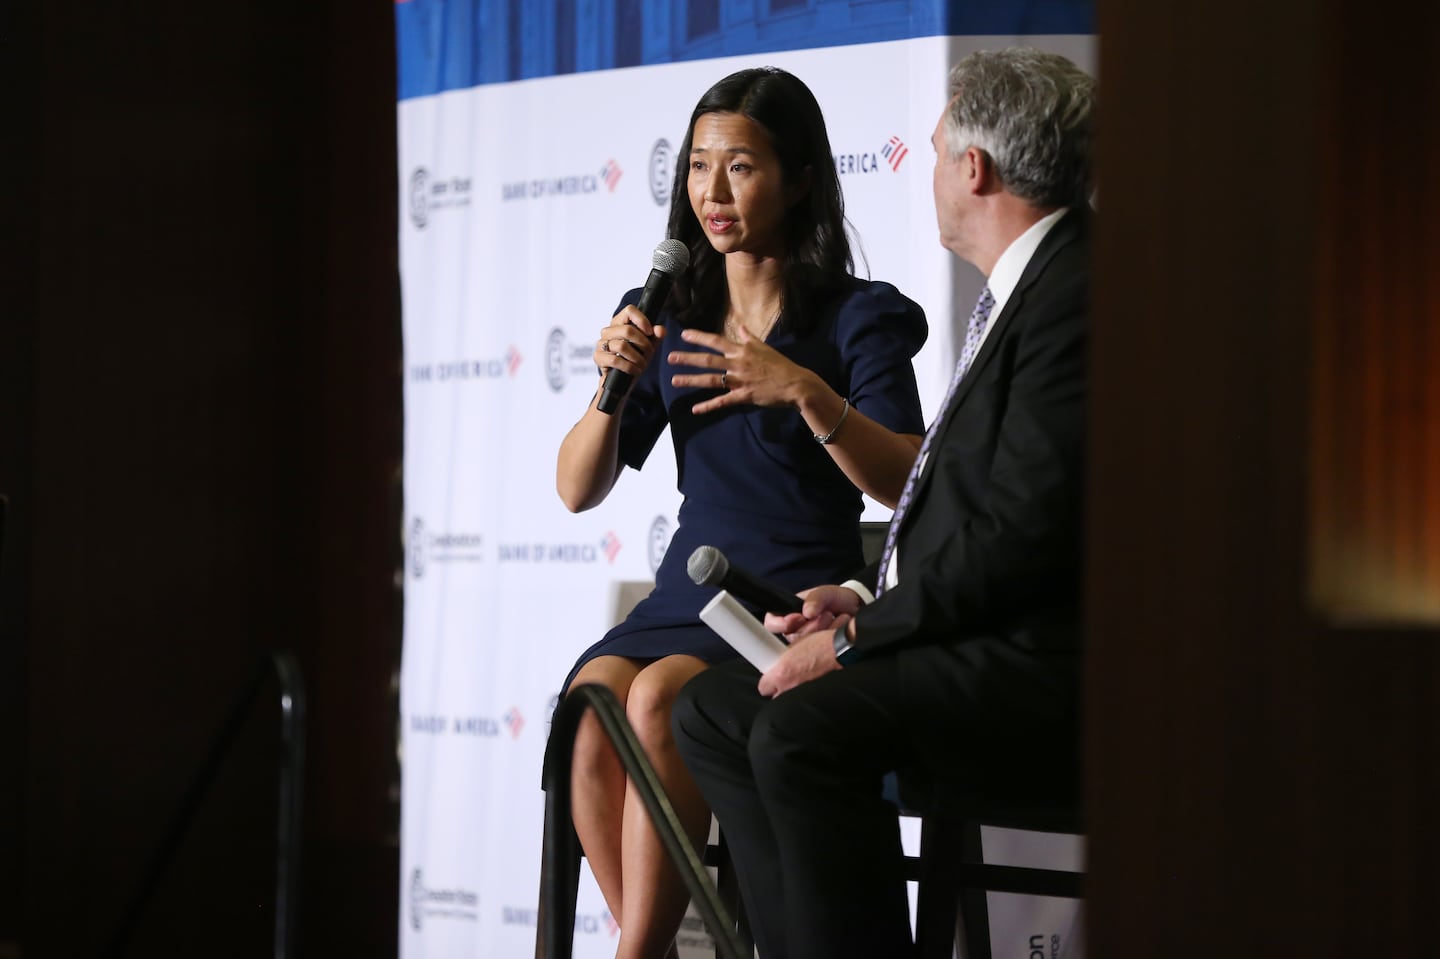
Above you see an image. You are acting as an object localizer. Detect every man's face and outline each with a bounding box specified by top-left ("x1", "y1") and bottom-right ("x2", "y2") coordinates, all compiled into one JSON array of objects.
[{"x1": 930, "y1": 101, "x2": 969, "y2": 258}]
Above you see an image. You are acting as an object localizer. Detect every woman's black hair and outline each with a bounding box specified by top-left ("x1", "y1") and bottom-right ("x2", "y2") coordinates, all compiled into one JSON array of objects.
[{"x1": 665, "y1": 67, "x2": 854, "y2": 335}]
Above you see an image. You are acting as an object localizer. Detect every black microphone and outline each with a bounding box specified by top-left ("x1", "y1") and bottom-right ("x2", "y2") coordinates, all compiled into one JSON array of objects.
[
  {"x1": 596, "y1": 239, "x2": 691, "y2": 415},
  {"x1": 687, "y1": 545, "x2": 805, "y2": 616}
]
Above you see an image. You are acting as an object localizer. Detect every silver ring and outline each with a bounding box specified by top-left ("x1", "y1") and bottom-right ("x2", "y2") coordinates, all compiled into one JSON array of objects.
[{"x1": 720, "y1": 371, "x2": 730, "y2": 390}]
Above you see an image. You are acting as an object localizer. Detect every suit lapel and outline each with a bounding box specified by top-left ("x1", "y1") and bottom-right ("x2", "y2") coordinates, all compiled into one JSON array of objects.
[
  {"x1": 910, "y1": 209, "x2": 1086, "y2": 497},
  {"x1": 946, "y1": 209, "x2": 1083, "y2": 414}
]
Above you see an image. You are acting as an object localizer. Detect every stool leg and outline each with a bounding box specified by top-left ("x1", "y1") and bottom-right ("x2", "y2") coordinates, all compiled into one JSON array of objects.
[
  {"x1": 956, "y1": 822, "x2": 990, "y2": 959},
  {"x1": 712, "y1": 830, "x2": 754, "y2": 957},
  {"x1": 914, "y1": 817, "x2": 964, "y2": 959},
  {"x1": 537, "y1": 788, "x2": 583, "y2": 959}
]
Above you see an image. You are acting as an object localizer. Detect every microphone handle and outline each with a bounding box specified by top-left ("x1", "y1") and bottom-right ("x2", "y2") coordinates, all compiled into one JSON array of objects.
[
  {"x1": 724, "y1": 567, "x2": 805, "y2": 616},
  {"x1": 596, "y1": 267, "x2": 671, "y2": 415},
  {"x1": 633, "y1": 267, "x2": 670, "y2": 317}
]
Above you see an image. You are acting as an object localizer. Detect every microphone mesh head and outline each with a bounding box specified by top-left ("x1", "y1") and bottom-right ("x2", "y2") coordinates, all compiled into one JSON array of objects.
[
  {"x1": 652, "y1": 238, "x2": 691, "y2": 276},
  {"x1": 686, "y1": 545, "x2": 728, "y2": 587}
]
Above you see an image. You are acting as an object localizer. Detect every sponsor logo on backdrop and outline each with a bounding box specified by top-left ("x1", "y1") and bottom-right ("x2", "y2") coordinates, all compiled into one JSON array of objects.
[
  {"x1": 409, "y1": 167, "x2": 473, "y2": 228},
  {"x1": 677, "y1": 915, "x2": 716, "y2": 952},
  {"x1": 545, "y1": 327, "x2": 603, "y2": 392},
  {"x1": 409, "y1": 517, "x2": 425, "y2": 578},
  {"x1": 409, "y1": 709, "x2": 527, "y2": 739},
  {"x1": 833, "y1": 136, "x2": 910, "y2": 175},
  {"x1": 502, "y1": 706, "x2": 525, "y2": 739},
  {"x1": 881, "y1": 135, "x2": 910, "y2": 171},
  {"x1": 497, "y1": 533, "x2": 622, "y2": 564},
  {"x1": 409, "y1": 869, "x2": 479, "y2": 930},
  {"x1": 500, "y1": 905, "x2": 619, "y2": 937},
  {"x1": 501, "y1": 158, "x2": 622, "y2": 202},
  {"x1": 410, "y1": 169, "x2": 428, "y2": 227},
  {"x1": 599, "y1": 159, "x2": 623, "y2": 192},
  {"x1": 1030, "y1": 933, "x2": 1062, "y2": 958},
  {"x1": 409, "y1": 347, "x2": 523, "y2": 385},
  {"x1": 408, "y1": 517, "x2": 485, "y2": 579},
  {"x1": 648, "y1": 515, "x2": 671, "y2": 575},
  {"x1": 649, "y1": 138, "x2": 673, "y2": 205},
  {"x1": 601, "y1": 531, "x2": 622, "y2": 564}
]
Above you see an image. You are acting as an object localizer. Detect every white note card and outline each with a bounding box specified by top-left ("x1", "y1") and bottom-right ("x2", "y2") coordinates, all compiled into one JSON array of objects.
[{"x1": 699, "y1": 590, "x2": 788, "y2": 671}]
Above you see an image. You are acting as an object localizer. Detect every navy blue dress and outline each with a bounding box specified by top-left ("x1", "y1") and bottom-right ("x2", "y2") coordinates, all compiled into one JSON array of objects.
[{"x1": 563, "y1": 278, "x2": 927, "y2": 688}]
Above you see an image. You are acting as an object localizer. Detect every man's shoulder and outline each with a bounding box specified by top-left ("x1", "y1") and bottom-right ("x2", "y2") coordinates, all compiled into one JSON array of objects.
[{"x1": 1016, "y1": 209, "x2": 1093, "y2": 298}]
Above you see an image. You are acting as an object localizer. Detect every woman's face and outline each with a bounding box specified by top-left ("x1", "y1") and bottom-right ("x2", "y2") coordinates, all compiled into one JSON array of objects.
[{"x1": 687, "y1": 111, "x2": 797, "y2": 259}]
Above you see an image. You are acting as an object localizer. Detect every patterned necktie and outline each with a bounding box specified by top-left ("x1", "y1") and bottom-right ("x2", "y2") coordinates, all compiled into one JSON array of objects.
[{"x1": 874, "y1": 286, "x2": 995, "y2": 596}]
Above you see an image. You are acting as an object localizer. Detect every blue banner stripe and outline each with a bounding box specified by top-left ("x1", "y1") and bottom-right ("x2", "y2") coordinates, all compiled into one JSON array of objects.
[{"x1": 396, "y1": 0, "x2": 1093, "y2": 100}]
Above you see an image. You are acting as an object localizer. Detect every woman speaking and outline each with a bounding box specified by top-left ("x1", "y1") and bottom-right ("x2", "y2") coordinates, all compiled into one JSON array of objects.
[{"x1": 553, "y1": 66, "x2": 927, "y2": 959}]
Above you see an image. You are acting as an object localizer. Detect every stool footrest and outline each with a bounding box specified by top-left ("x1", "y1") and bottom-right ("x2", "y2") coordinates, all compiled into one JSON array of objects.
[{"x1": 948, "y1": 862, "x2": 1084, "y2": 899}]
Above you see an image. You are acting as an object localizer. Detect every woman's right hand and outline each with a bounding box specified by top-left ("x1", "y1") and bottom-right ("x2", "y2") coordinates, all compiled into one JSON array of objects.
[
  {"x1": 558, "y1": 304, "x2": 665, "y2": 513},
  {"x1": 595, "y1": 304, "x2": 665, "y2": 383}
]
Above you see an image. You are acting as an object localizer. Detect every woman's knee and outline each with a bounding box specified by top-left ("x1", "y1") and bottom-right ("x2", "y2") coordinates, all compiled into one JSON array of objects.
[
  {"x1": 566, "y1": 655, "x2": 640, "y2": 701},
  {"x1": 563, "y1": 663, "x2": 632, "y2": 752},
  {"x1": 624, "y1": 669, "x2": 689, "y2": 746}
]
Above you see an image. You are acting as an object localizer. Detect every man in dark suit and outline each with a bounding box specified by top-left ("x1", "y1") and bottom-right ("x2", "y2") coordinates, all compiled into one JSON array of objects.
[{"x1": 671, "y1": 48, "x2": 1095, "y2": 958}]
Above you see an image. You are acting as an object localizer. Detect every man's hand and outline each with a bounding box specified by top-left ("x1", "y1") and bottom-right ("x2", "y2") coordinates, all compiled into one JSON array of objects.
[
  {"x1": 758, "y1": 616, "x2": 851, "y2": 697},
  {"x1": 765, "y1": 585, "x2": 862, "y2": 641}
]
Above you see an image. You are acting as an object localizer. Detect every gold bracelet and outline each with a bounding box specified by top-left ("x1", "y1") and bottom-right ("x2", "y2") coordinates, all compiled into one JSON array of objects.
[{"x1": 813, "y1": 398, "x2": 850, "y2": 445}]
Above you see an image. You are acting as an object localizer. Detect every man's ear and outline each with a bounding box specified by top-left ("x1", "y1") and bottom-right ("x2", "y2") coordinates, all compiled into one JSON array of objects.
[{"x1": 966, "y1": 146, "x2": 999, "y2": 195}]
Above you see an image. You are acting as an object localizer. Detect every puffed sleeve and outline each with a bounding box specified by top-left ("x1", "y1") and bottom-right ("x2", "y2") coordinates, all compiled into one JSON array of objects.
[
  {"x1": 834, "y1": 281, "x2": 928, "y2": 435},
  {"x1": 610, "y1": 288, "x2": 670, "y2": 470}
]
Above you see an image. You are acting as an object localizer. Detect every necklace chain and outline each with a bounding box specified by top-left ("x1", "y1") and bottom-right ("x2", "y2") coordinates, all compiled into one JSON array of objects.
[{"x1": 725, "y1": 306, "x2": 782, "y2": 343}]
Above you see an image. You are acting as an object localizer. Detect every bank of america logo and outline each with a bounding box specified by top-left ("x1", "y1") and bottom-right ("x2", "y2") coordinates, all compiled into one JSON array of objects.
[
  {"x1": 503, "y1": 707, "x2": 525, "y2": 739},
  {"x1": 882, "y1": 136, "x2": 909, "y2": 171},
  {"x1": 505, "y1": 345, "x2": 523, "y2": 376},
  {"x1": 648, "y1": 139, "x2": 673, "y2": 205},
  {"x1": 600, "y1": 531, "x2": 622, "y2": 564},
  {"x1": 600, "y1": 159, "x2": 623, "y2": 192},
  {"x1": 647, "y1": 515, "x2": 671, "y2": 575}
]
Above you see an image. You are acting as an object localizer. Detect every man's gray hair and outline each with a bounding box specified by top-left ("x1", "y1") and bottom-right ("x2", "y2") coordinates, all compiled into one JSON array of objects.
[{"x1": 945, "y1": 48, "x2": 1095, "y2": 208}]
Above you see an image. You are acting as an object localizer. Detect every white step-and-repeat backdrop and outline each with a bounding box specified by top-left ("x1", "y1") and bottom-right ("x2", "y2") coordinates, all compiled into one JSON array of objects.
[{"x1": 395, "y1": 2, "x2": 1092, "y2": 955}]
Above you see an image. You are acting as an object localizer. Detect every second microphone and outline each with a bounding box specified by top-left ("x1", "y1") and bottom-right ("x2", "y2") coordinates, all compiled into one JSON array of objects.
[{"x1": 687, "y1": 545, "x2": 805, "y2": 616}]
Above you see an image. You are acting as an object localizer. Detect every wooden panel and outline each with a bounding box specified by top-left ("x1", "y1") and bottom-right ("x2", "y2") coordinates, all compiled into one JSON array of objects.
[
  {"x1": 13, "y1": 1, "x2": 402, "y2": 955},
  {"x1": 1308, "y1": 6, "x2": 1440, "y2": 623},
  {"x1": 1089, "y1": 1, "x2": 1440, "y2": 956}
]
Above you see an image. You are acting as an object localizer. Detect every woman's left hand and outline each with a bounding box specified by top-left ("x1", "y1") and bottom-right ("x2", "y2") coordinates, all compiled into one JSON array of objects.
[{"x1": 668, "y1": 326, "x2": 819, "y2": 415}]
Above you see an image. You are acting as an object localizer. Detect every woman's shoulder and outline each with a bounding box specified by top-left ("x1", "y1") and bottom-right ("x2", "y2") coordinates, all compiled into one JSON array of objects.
[
  {"x1": 833, "y1": 276, "x2": 923, "y2": 314},
  {"x1": 827, "y1": 277, "x2": 928, "y2": 345}
]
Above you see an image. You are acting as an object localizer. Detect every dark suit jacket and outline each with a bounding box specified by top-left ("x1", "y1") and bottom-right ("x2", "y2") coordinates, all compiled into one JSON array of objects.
[{"x1": 850, "y1": 208, "x2": 1089, "y2": 662}]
